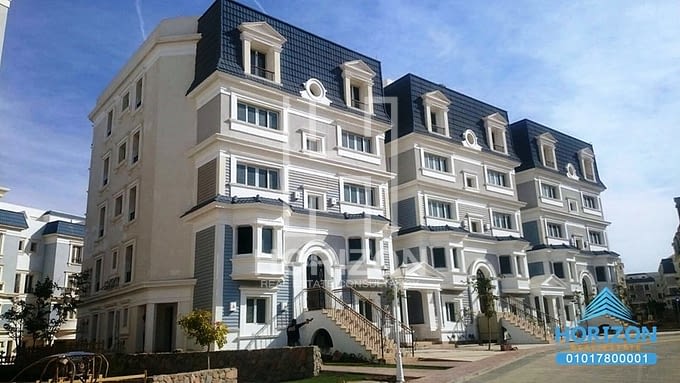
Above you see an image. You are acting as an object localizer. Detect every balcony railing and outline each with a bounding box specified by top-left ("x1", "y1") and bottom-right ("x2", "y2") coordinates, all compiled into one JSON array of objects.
[
  {"x1": 251, "y1": 65, "x2": 275, "y2": 81},
  {"x1": 431, "y1": 124, "x2": 446, "y2": 134}
]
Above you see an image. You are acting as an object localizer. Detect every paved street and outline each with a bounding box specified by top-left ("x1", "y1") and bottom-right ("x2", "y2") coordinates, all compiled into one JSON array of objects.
[{"x1": 469, "y1": 334, "x2": 680, "y2": 383}]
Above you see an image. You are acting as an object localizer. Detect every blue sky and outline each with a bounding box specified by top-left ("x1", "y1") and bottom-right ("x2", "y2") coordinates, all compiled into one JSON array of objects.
[{"x1": 1, "y1": 1, "x2": 678, "y2": 273}]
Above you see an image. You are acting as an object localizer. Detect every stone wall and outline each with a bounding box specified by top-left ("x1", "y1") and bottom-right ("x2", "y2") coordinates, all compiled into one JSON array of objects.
[
  {"x1": 151, "y1": 368, "x2": 237, "y2": 383},
  {"x1": 107, "y1": 346, "x2": 321, "y2": 383}
]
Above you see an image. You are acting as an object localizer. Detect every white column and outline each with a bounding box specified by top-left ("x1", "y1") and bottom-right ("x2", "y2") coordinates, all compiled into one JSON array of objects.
[
  {"x1": 434, "y1": 290, "x2": 443, "y2": 335},
  {"x1": 538, "y1": 296, "x2": 546, "y2": 327},
  {"x1": 558, "y1": 296, "x2": 567, "y2": 329},
  {"x1": 144, "y1": 303, "x2": 155, "y2": 353},
  {"x1": 401, "y1": 290, "x2": 410, "y2": 328}
]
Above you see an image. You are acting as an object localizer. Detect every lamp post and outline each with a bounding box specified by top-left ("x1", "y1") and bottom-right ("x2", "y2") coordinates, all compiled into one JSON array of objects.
[{"x1": 383, "y1": 265, "x2": 405, "y2": 383}]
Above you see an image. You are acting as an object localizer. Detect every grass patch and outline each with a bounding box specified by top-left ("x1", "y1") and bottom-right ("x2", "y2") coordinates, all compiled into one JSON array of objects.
[
  {"x1": 283, "y1": 371, "x2": 392, "y2": 382},
  {"x1": 323, "y1": 362, "x2": 448, "y2": 370}
]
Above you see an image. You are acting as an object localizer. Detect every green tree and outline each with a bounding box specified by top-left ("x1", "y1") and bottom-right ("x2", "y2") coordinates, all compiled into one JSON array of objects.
[
  {"x1": 474, "y1": 274, "x2": 496, "y2": 350},
  {"x1": 178, "y1": 309, "x2": 228, "y2": 369}
]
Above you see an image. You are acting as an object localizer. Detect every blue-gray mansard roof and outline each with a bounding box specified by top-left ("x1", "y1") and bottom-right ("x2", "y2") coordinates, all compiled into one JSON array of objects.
[
  {"x1": 42, "y1": 221, "x2": 85, "y2": 238},
  {"x1": 383, "y1": 73, "x2": 519, "y2": 161},
  {"x1": 189, "y1": 0, "x2": 390, "y2": 123},
  {"x1": 509, "y1": 119, "x2": 606, "y2": 188},
  {"x1": 0, "y1": 209, "x2": 29, "y2": 229}
]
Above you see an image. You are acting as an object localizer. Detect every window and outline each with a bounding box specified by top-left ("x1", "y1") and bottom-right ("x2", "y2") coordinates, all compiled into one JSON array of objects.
[
  {"x1": 343, "y1": 183, "x2": 376, "y2": 206},
  {"x1": 583, "y1": 195, "x2": 598, "y2": 210},
  {"x1": 98, "y1": 205, "x2": 106, "y2": 238},
  {"x1": 541, "y1": 144, "x2": 557, "y2": 169},
  {"x1": 122, "y1": 92, "x2": 130, "y2": 112},
  {"x1": 452, "y1": 249, "x2": 460, "y2": 269},
  {"x1": 368, "y1": 238, "x2": 377, "y2": 261},
  {"x1": 237, "y1": 226, "x2": 253, "y2": 254},
  {"x1": 128, "y1": 185, "x2": 137, "y2": 222},
  {"x1": 432, "y1": 247, "x2": 446, "y2": 268},
  {"x1": 236, "y1": 102, "x2": 279, "y2": 130},
  {"x1": 487, "y1": 169, "x2": 508, "y2": 187},
  {"x1": 106, "y1": 110, "x2": 113, "y2": 137},
  {"x1": 118, "y1": 140, "x2": 127, "y2": 165},
  {"x1": 261, "y1": 227, "x2": 273, "y2": 254},
  {"x1": 499, "y1": 256, "x2": 512, "y2": 275},
  {"x1": 423, "y1": 153, "x2": 449, "y2": 172},
  {"x1": 341, "y1": 60, "x2": 375, "y2": 113},
  {"x1": 489, "y1": 126, "x2": 506, "y2": 152},
  {"x1": 553, "y1": 262, "x2": 565, "y2": 278},
  {"x1": 236, "y1": 163, "x2": 280, "y2": 190},
  {"x1": 24, "y1": 274, "x2": 34, "y2": 293},
  {"x1": 124, "y1": 244, "x2": 134, "y2": 283},
  {"x1": 94, "y1": 259, "x2": 102, "y2": 292},
  {"x1": 18, "y1": 240, "x2": 24, "y2": 251},
  {"x1": 428, "y1": 199, "x2": 452, "y2": 219},
  {"x1": 469, "y1": 218, "x2": 483, "y2": 233},
  {"x1": 131, "y1": 130, "x2": 141, "y2": 164},
  {"x1": 348, "y1": 237, "x2": 362, "y2": 262},
  {"x1": 70, "y1": 245, "x2": 83, "y2": 264},
  {"x1": 30, "y1": 242, "x2": 37, "y2": 252},
  {"x1": 135, "y1": 78, "x2": 143, "y2": 108},
  {"x1": 239, "y1": 21, "x2": 285, "y2": 83},
  {"x1": 528, "y1": 262, "x2": 545, "y2": 277},
  {"x1": 114, "y1": 194, "x2": 123, "y2": 217},
  {"x1": 546, "y1": 222, "x2": 563, "y2": 238},
  {"x1": 541, "y1": 183, "x2": 558, "y2": 199},
  {"x1": 492, "y1": 212, "x2": 513, "y2": 229},
  {"x1": 396, "y1": 250, "x2": 404, "y2": 266},
  {"x1": 341, "y1": 131, "x2": 372, "y2": 153},
  {"x1": 445, "y1": 302, "x2": 457, "y2": 322},
  {"x1": 246, "y1": 298, "x2": 267, "y2": 324},
  {"x1": 251, "y1": 49, "x2": 272, "y2": 78},
  {"x1": 305, "y1": 136, "x2": 322, "y2": 153},
  {"x1": 422, "y1": 90, "x2": 450, "y2": 136},
  {"x1": 567, "y1": 199, "x2": 578, "y2": 213},
  {"x1": 102, "y1": 156, "x2": 110, "y2": 187},
  {"x1": 516, "y1": 256, "x2": 524, "y2": 276},
  {"x1": 111, "y1": 248, "x2": 118, "y2": 270},
  {"x1": 306, "y1": 194, "x2": 323, "y2": 210},
  {"x1": 359, "y1": 300, "x2": 373, "y2": 321},
  {"x1": 588, "y1": 230, "x2": 604, "y2": 245},
  {"x1": 464, "y1": 174, "x2": 478, "y2": 190},
  {"x1": 350, "y1": 84, "x2": 364, "y2": 109},
  {"x1": 572, "y1": 236, "x2": 584, "y2": 250},
  {"x1": 579, "y1": 149, "x2": 596, "y2": 182},
  {"x1": 595, "y1": 266, "x2": 607, "y2": 282}
]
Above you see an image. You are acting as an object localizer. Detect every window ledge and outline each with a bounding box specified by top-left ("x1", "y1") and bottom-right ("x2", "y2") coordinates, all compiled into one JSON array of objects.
[
  {"x1": 540, "y1": 197, "x2": 564, "y2": 207},
  {"x1": 337, "y1": 147, "x2": 381, "y2": 165},
  {"x1": 230, "y1": 120, "x2": 287, "y2": 142},
  {"x1": 583, "y1": 208, "x2": 602, "y2": 216},
  {"x1": 485, "y1": 184, "x2": 514, "y2": 196},
  {"x1": 421, "y1": 168, "x2": 456, "y2": 183},
  {"x1": 300, "y1": 149, "x2": 326, "y2": 158},
  {"x1": 230, "y1": 184, "x2": 287, "y2": 201},
  {"x1": 245, "y1": 72, "x2": 281, "y2": 86},
  {"x1": 428, "y1": 130, "x2": 449, "y2": 138}
]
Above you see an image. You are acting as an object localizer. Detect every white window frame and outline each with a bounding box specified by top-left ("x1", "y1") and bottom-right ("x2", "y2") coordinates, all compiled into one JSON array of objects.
[
  {"x1": 117, "y1": 138, "x2": 128, "y2": 167},
  {"x1": 588, "y1": 229, "x2": 606, "y2": 246},
  {"x1": 113, "y1": 191, "x2": 124, "y2": 219},
  {"x1": 69, "y1": 244, "x2": 83, "y2": 265},
  {"x1": 127, "y1": 183, "x2": 138, "y2": 223},
  {"x1": 121, "y1": 90, "x2": 130, "y2": 113},
  {"x1": 427, "y1": 198, "x2": 454, "y2": 220},
  {"x1": 342, "y1": 183, "x2": 377, "y2": 207},
  {"x1": 461, "y1": 129, "x2": 481, "y2": 151},
  {"x1": 303, "y1": 190, "x2": 327, "y2": 211},
  {"x1": 484, "y1": 166, "x2": 513, "y2": 195},
  {"x1": 467, "y1": 216, "x2": 484, "y2": 233},
  {"x1": 566, "y1": 163, "x2": 579, "y2": 180},
  {"x1": 463, "y1": 172, "x2": 479, "y2": 191},
  {"x1": 546, "y1": 222, "x2": 565, "y2": 239},
  {"x1": 238, "y1": 21, "x2": 286, "y2": 84},
  {"x1": 123, "y1": 241, "x2": 135, "y2": 284},
  {"x1": 130, "y1": 127, "x2": 142, "y2": 165},
  {"x1": 106, "y1": 109, "x2": 113, "y2": 137},
  {"x1": 235, "y1": 162, "x2": 281, "y2": 191},
  {"x1": 134, "y1": 76, "x2": 143, "y2": 110},
  {"x1": 581, "y1": 193, "x2": 601, "y2": 216},
  {"x1": 566, "y1": 198, "x2": 579, "y2": 213},
  {"x1": 419, "y1": 148, "x2": 456, "y2": 183},
  {"x1": 230, "y1": 94, "x2": 288, "y2": 142},
  {"x1": 430, "y1": 247, "x2": 448, "y2": 269},
  {"x1": 336, "y1": 125, "x2": 380, "y2": 165},
  {"x1": 422, "y1": 90, "x2": 451, "y2": 137},
  {"x1": 94, "y1": 257, "x2": 103, "y2": 293},
  {"x1": 97, "y1": 203, "x2": 107, "y2": 239},
  {"x1": 301, "y1": 131, "x2": 325, "y2": 156},
  {"x1": 484, "y1": 113, "x2": 508, "y2": 155},
  {"x1": 492, "y1": 211, "x2": 514, "y2": 230},
  {"x1": 537, "y1": 133, "x2": 558, "y2": 170},
  {"x1": 101, "y1": 153, "x2": 111, "y2": 188},
  {"x1": 230, "y1": 155, "x2": 288, "y2": 200},
  {"x1": 111, "y1": 247, "x2": 119, "y2": 271},
  {"x1": 579, "y1": 148, "x2": 596, "y2": 182},
  {"x1": 341, "y1": 60, "x2": 375, "y2": 114}
]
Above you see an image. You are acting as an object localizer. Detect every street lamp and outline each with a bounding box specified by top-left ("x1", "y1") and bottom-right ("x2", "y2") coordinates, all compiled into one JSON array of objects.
[{"x1": 383, "y1": 265, "x2": 405, "y2": 383}]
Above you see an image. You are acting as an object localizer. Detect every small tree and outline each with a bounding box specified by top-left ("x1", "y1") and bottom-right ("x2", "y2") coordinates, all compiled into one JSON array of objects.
[
  {"x1": 474, "y1": 274, "x2": 496, "y2": 351},
  {"x1": 178, "y1": 309, "x2": 228, "y2": 369},
  {"x1": 2, "y1": 299, "x2": 29, "y2": 351}
]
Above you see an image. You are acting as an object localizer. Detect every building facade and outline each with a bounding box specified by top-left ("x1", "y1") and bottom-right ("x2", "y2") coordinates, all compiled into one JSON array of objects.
[
  {"x1": 510, "y1": 119, "x2": 623, "y2": 328},
  {"x1": 0, "y1": 0, "x2": 10, "y2": 66},
  {"x1": 0, "y1": 189, "x2": 84, "y2": 358},
  {"x1": 626, "y1": 272, "x2": 662, "y2": 321},
  {"x1": 80, "y1": 0, "x2": 628, "y2": 356}
]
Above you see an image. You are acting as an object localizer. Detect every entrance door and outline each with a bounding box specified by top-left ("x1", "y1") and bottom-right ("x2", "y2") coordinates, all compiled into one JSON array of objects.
[
  {"x1": 154, "y1": 303, "x2": 177, "y2": 352},
  {"x1": 406, "y1": 291, "x2": 425, "y2": 324},
  {"x1": 306, "y1": 255, "x2": 326, "y2": 310}
]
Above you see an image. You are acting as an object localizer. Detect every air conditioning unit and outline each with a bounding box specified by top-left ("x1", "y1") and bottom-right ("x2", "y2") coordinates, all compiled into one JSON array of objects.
[
  {"x1": 329, "y1": 197, "x2": 338, "y2": 206},
  {"x1": 291, "y1": 191, "x2": 303, "y2": 201}
]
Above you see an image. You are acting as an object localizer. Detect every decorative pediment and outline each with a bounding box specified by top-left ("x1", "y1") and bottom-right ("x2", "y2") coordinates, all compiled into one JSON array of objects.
[
  {"x1": 340, "y1": 60, "x2": 375, "y2": 83},
  {"x1": 422, "y1": 90, "x2": 451, "y2": 109},
  {"x1": 537, "y1": 132, "x2": 557, "y2": 144},
  {"x1": 579, "y1": 147, "x2": 594, "y2": 158},
  {"x1": 530, "y1": 274, "x2": 570, "y2": 290},
  {"x1": 483, "y1": 112, "x2": 507, "y2": 127},
  {"x1": 397, "y1": 262, "x2": 445, "y2": 282},
  {"x1": 238, "y1": 21, "x2": 286, "y2": 47}
]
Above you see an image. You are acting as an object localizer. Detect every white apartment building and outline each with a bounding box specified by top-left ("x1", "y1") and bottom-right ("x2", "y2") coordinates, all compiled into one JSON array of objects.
[
  {"x1": 0, "y1": 0, "x2": 10, "y2": 66},
  {"x1": 0, "y1": 188, "x2": 84, "y2": 359}
]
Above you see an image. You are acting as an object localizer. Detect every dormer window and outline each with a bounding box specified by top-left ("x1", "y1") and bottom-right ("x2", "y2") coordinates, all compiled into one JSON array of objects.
[
  {"x1": 579, "y1": 148, "x2": 596, "y2": 182},
  {"x1": 238, "y1": 22, "x2": 286, "y2": 84},
  {"x1": 422, "y1": 90, "x2": 450, "y2": 137},
  {"x1": 341, "y1": 60, "x2": 375, "y2": 113},
  {"x1": 537, "y1": 133, "x2": 558, "y2": 170},
  {"x1": 484, "y1": 113, "x2": 508, "y2": 154}
]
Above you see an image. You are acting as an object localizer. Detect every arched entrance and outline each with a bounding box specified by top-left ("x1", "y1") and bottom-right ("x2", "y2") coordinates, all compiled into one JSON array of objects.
[
  {"x1": 306, "y1": 254, "x2": 326, "y2": 310},
  {"x1": 476, "y1": 269, "x2": 491, "y2": 314},
  {"x1": 311, "y1": 328, "x2": 334, "y2": 354},
  {"x1": 582, "y1": 277, "x2": 592, "y2": 305}
]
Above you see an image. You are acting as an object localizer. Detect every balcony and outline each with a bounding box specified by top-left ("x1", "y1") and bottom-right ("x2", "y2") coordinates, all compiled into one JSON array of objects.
[
  {"x1": 499, "y1": 275, "x2": 531, "y2": 293},
  {"x1": 231, "y1": 254, "x2": 284, "y2": 280},
  {"x1": 251, "y1": 65, "x2": 275, "y2": 81}
]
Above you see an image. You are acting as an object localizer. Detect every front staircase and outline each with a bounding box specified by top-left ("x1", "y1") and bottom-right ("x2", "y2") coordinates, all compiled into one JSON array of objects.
[
  {"x1": 308, "y1": 287, "x2": 414, "y2": 363},
  {"x1": 498, "y1": 296, "x2": 556, "y2": 344}
]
